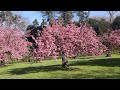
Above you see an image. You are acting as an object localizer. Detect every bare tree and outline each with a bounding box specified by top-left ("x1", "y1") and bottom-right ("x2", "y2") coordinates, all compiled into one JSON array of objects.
[{"x1": 108, "y1": 11, "x2": 117, "y2": 23}]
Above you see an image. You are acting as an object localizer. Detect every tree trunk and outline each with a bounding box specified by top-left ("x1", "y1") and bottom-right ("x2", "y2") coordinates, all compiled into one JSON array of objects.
[
  {"x1": 110, "y1": 15, "x2": 113, "y2": 24},
  {"x1": 61, "y1": 52, "x2": 69, "y2": 68},
  {"x1": 106, "y1": 49, "x2": 111, "y2": 57},
  {"x1": 0, "y1": 60, "x2": 5, "y2": 67}
]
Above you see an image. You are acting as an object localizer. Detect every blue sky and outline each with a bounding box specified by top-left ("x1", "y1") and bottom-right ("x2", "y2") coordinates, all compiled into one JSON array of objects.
[
  {"x1": 13, "y1": 11, "x2": 112, "y2": 24},
  {"x1": 90, "y1": 11, "x2": 107, "y2": 16}
]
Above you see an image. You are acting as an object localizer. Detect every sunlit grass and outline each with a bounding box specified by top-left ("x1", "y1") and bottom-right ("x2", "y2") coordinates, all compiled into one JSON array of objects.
[{"x1": 0, "y1": 54, "x2": 120, "y2": 79}]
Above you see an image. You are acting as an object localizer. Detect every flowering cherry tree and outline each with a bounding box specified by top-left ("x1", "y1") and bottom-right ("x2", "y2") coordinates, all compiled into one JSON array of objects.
[
  {"x1": 0, "y1": 26, "x2": 29, "y2": 65},
  {"x1": 109, "y1": 30, "x2": 120, "y2": 50},
  {"x1": 99, "y1": 30, "x2": 120, "y2": 57},
  {"x1": 32, "y1": 18, "x2": 106, "y2": 68}
]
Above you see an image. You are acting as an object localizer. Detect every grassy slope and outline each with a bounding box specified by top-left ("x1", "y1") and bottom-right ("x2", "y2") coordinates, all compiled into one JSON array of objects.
[{"x1": 0, "y1": 54, "x2": 120, "y2": 79}]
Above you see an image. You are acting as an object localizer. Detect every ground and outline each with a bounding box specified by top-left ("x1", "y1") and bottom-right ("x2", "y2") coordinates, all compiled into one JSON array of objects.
[{"x1": 0, "y1": 54, "x2": 120, "y2": 79}]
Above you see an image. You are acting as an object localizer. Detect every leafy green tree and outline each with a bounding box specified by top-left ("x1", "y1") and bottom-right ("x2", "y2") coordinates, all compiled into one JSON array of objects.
[
  {"x1": 87, "y1": 18, "x2": 111, "y2": 35},
  {"x1": 40, "y1": 11, "x2": 56, "y2": 22},
  {"x1": 41, "y1": 19, "x2": 46, "y2": 27},
  {"x1": 0, "y1": 11, "x2": 28, "y2": 30},
  {"x1": 0, "y1": 11, "x2": 14, "y2": 26},
  {"x1": 39, "y1": 11, "x2": 90, "y2": 26},
  {"x1": 111, "y1": 16, "x2": 120, "y2": 30},
  {"x1": 33, "y1": 19, "x2": 39, "y2": 27},
  {"x1": 76, "y1": 11, "x2": 90, "y2": 23},
  {"x1": 59, "y1": 11, "x2": 73, "y2": 25}
]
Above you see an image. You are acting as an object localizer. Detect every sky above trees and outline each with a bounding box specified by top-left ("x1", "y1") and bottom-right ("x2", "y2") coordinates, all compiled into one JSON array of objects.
[{"x1": 12, "y1": 11, "x2": 120, "y2": 25}]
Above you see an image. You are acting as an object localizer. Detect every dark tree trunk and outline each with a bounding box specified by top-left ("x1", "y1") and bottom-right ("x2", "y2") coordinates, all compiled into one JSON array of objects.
[
  {"x1": 0, "y1": 60, "x2": 5, "y2": 67},
  {"x1": 61, "y1": 52, "x2": 69, "y2": 68},
  {"x1": 105, "y1": 40, "x2": 111, "y2": 57},
  {"x1": 72, "y1": 56, "x2": 77, "y2": 59},
  {"x1": 106, "y1": 49, "x2": 111, "y2": 57}
]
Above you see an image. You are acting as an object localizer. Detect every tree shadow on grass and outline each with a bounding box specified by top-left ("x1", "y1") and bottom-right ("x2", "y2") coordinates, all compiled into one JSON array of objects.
[
  {"x1": 70, "y1": 58, "x2": 120, "y2": 67},
  {"x1": 77, "y1": 56, "x2": 94, "y2": 59},
  {"x1": 8, "y1": 57, "x2": 120, "y2": 75},
  {"x1": 8, "y1": 64, "x2": 80, "y2": 75},
  {"x1": 0, "y1": 64, "x2": 13, "y2": 68}
]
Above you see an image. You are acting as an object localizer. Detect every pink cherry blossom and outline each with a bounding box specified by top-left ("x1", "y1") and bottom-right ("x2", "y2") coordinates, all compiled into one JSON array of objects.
[
  {"x1": 0, "y1": 26, "x2": 29, "y2": 61},
  {"x1": 32, "y1": 18, "x2": 106, "y2": 60}
]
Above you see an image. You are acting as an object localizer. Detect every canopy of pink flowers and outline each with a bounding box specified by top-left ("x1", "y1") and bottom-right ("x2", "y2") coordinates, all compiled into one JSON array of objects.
[
  {"x1": 99, "y1": 30, "x2": 120, "y2": 51},
  {"x1": 33, "y1": 19, "x2": 106, "y2": 60},
  {"x1": 108, "y1": 30, "x2": 120, "y2": 50},
  {"x1": 0, "y1": 27, "x2": 29, "y2": 60}
]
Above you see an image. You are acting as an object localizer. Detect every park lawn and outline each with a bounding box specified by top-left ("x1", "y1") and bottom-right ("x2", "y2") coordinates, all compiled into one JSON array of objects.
[{"x1": 0, "y1": 54, "x2": 120, "y2": 79}]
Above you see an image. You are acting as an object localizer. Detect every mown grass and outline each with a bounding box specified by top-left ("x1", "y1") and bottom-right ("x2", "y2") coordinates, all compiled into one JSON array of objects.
[{"x1": 0, "y1": 54, "x2": 120, "y2": 79}]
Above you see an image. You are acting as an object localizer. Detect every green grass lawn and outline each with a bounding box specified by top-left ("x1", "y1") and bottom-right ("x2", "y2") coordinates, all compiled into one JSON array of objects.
[{"x1": 0, "y1": 54, "x2": 120, "y2": 79}]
